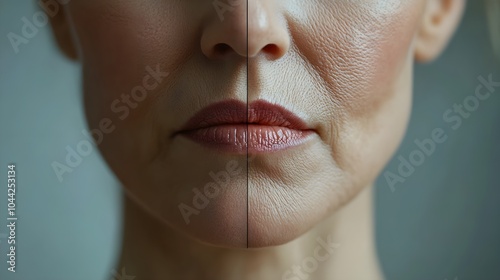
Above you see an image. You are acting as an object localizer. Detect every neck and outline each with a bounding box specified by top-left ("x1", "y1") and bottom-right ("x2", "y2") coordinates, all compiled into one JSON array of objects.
[{"x1": 116, "y1": 186, "x2": 383, "y2": 280}]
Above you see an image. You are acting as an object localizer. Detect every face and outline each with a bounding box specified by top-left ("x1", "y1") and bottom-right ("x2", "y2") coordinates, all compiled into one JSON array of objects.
[{"x1": 62, "y1": 0, "x2": 426, "y2": 248}]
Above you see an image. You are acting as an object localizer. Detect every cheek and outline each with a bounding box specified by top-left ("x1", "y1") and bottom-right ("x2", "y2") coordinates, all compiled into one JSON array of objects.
[
  {"x1": 66, "y1": 1, "x2": 204, "y2": 169},
  {"x1": 289, "y1": 1, "x2": 421, "y2": 116},
  {"x1": 288, "y1": 1, "x2": 423, "y2": 181},
  {"x1": 66, "y1": 1, "x2": 196, "y2": 123}
]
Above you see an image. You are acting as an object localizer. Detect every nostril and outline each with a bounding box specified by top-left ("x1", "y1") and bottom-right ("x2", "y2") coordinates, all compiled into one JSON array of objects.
[
  {"x1": 214, "y1": 43, "x2": 232, "y2": 56},
  {"x1": 262, "y1": 44, "x2": 283, "y2": 59},
  {"x1": 263, "y1": 44, "x2": 278, "y2": 54}
]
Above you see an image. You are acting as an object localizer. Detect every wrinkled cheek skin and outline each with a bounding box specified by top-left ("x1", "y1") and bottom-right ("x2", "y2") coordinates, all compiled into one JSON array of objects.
[
  {"x1": 246, "y1": 1, "x2": 424, "y2": 246},
  {"x1": 291, "y1": 0, "x2": 423, "y2": 181}
]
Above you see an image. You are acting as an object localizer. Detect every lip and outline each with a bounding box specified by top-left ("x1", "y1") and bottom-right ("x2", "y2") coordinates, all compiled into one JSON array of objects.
[{"x1": 174, "y1": 99, "x2": 315, "y2": 154}]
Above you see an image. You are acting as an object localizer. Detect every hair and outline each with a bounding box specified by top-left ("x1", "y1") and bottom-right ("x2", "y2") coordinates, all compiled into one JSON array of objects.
[{"x1": 486, "y1": 0, "x2": 500, "y2": 60}]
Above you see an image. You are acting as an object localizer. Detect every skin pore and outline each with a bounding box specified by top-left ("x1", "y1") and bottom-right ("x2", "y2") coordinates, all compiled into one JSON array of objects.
[{"x1": 49, "y1": 0, "x2": 464, "y2": 279}]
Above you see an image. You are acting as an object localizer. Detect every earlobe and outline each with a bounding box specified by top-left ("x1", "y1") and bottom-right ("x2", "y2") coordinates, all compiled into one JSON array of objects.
[
  {"x1": 415, "y1": 0, "x2": 466, "y2": 63},
  {"x1": 49, "y1": 7, "x2": 78, "y2": 60}
]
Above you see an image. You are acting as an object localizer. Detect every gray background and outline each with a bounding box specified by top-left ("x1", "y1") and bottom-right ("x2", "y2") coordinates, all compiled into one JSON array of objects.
[{"x1": 0, "y1": 1, "x2": 499, "y2": 280}]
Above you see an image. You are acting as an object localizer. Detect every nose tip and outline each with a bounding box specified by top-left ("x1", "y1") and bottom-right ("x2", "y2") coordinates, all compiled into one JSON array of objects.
[{"x1": 200, "y1": 1, "x2": 290, "y2": 60}]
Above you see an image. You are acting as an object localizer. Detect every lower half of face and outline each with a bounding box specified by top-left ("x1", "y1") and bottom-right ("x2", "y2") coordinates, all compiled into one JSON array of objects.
[{"x1": 71, "y1": 0, "x2": 423, "y2": 248}]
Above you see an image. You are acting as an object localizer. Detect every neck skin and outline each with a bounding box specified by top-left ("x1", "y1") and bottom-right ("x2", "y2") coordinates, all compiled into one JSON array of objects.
[{"x1": 116, "y1": 186, "x2": 383, "y2": 280}]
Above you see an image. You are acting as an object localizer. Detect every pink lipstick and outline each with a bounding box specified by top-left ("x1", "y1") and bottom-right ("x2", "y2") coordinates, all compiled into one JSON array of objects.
[{"x1": 175, "y1": 100, "x2": 315, "y2": 154}]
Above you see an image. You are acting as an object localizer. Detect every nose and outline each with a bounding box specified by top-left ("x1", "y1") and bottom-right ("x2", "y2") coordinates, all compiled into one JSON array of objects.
[{"x1": 201, "y1": 0, "x2": 290, "y2": 60}]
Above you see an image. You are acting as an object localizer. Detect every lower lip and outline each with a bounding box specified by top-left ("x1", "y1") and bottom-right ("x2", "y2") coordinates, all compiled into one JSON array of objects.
[{"x1": 179, "y1": 125, "x2": 315, "y2": 154}]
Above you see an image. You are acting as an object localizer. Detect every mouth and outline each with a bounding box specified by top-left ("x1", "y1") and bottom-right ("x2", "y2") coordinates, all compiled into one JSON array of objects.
[{"x1": 173, "y1": 99, "x2": 316, "y2": 154}]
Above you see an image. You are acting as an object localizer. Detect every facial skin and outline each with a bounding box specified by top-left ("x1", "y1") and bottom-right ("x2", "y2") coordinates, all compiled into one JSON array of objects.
[{"x1": 51, "y1": 0, "x2": 464, "y2": 249}]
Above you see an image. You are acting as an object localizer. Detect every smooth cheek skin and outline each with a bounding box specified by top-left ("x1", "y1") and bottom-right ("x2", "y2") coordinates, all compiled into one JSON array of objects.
[
  {"x1": 65, "y1": 0, "x2": 425, "y2": 248},
  {"x1": 67, "y1": 1, "x2": 250, "y2": 247}
]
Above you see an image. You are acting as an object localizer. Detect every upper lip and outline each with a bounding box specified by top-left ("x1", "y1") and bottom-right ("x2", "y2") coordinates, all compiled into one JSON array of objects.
[{"x1": 176, "y1": 99, "x2": 312, "y2": 134}]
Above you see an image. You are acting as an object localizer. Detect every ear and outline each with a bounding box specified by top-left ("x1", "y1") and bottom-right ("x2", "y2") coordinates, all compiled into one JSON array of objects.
[
  {"x1": 48, "y1": 7, "x2": 78, "y2": 60},
  {"x1": 415, "y1": 0, "x2": 466, "y2": 62}
]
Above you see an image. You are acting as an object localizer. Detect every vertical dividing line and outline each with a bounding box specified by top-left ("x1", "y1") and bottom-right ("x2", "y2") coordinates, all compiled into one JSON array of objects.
[{"x1": 246, "y1": 0, "x2": 249, "y2": 249}]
